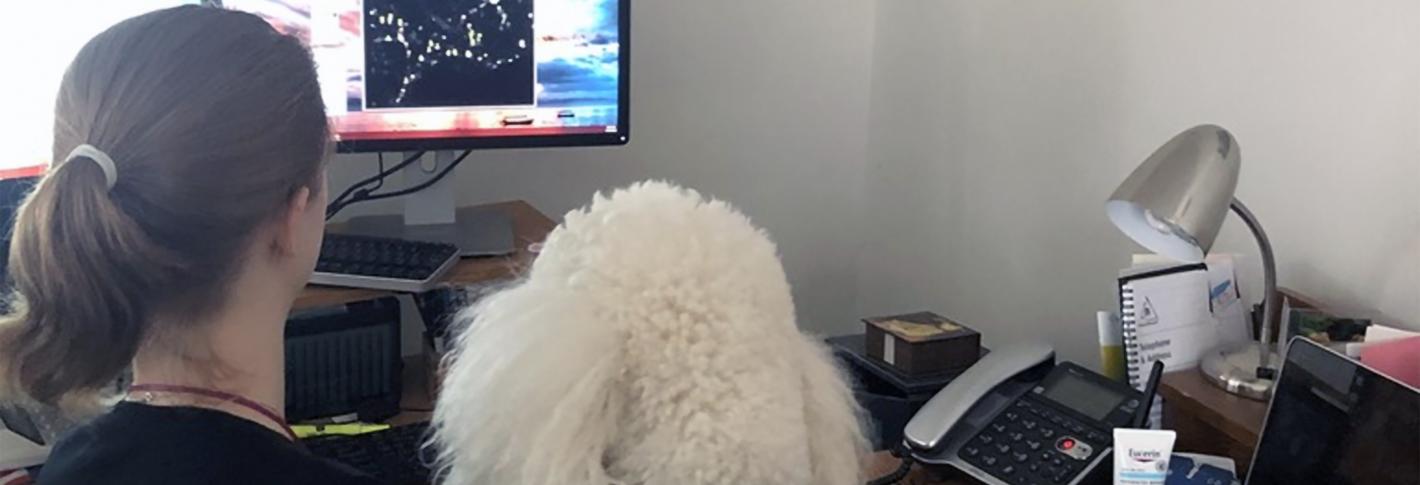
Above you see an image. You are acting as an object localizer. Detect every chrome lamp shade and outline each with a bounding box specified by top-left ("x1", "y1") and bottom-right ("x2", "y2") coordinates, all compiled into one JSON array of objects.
[
  {"x1": 1106, "y1": 125, "x2": 1280, "y2": 400},
  {"x1": 1106, "y1": 125, "x2": 1239, "y2": 262}
]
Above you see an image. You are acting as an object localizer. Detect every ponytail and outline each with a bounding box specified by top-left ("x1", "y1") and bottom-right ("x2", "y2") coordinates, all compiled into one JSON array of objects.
[
  {"x1": 0, "y1": 158, "x2": 181, "y2": 406},
  {"x1": 0, "y1": 6, "x2": 328, "y2": 409}
]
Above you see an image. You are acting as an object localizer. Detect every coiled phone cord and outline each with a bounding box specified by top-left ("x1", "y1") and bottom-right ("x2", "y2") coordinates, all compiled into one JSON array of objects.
[{"x1": 865, "y1": 444, "x2": 915, "y2": 485}]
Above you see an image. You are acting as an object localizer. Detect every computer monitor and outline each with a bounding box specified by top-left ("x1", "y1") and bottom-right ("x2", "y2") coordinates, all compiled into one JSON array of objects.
[
  {"x1": 224, "y1": 0, "x2": 629, "y2": 152},
  {"x1": 2, "y1": 0, "x2": 627, "y2": 171},
  {"x1": 1246, "y1": 337, "x2": 1418, "y2": 485},
  {"x1": 0, "y1": 175, "x2": 38, "y2": 292}
]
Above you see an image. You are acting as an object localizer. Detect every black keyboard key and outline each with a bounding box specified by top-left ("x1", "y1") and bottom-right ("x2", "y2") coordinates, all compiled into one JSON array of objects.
[
  {"x1": 1013, "y1": 452, "x2": 1030, "y2": 463},
  {"x1": 995, "y1": 443, "x2": 1011, "y2": 455},
  {"x1": 1026, "y1": 439, "x2": 1042, "y2": 451},
  {"x1": 304, "y1": 423, "x2": 432, "y2": 484},
  {"x1": 1004, "y1": 411, "x2": 1019, "y2": 422},
  {"x1": 979, "y1": 434, "x2": 995, "y2": 445},
  {"x1": 1087, "y1": 431, "x2": 1108, "y2": 443},
  {"x1": 1052, "y1": 457, "x2": 1065, "y2": 467},
  {"x1": 1067, "y1": 422, "x2": 1084, "y2": 434},
  {"x1": 1022, "y1": 419, "x2": 1038, "y2": 430},
  {"x1": 1001, "y1": 465, "x2": 1016, "y2": 476},
  {"x1": 991, "y1": 423, "x2": 1008, "y2": 434},
  {"x1": 1008, "y1": 432, "x2": 1024, "y2": 442},
  {"x1": 1040, "y1": 428, "x2": 1056, "y2": 439},
  {"x1": 962, "y1": 446, "x2": 981, "y2": 458},
  {"x1": 981, "y1": 455, "x2": 999, "y2": 468},
  {"x1": 1053, "y1": 468, "x2": 1073, "y2": 483}
]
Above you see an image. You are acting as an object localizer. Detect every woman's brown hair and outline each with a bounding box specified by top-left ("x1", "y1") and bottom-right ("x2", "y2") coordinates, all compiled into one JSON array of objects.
[{"x1": 0, "y1": 5, "x2": 328, "y2": 406}]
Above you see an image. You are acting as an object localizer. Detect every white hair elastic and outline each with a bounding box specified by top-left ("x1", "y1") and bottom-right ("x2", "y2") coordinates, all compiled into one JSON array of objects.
[{"x1": 63, "y1": 144, "x2": 118, "y2": 190}]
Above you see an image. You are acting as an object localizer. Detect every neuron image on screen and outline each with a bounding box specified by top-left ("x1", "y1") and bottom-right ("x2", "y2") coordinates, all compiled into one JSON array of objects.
[
  {"x1": 363, "y1": 0, "x2": 534, "y2": 109},
  {"x1": 223, "y1": 0, "x2": 623, "y2": 146}
]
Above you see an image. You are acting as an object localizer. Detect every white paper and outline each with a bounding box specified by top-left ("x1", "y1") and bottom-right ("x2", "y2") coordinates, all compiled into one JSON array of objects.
[
  {"x1": 883, "y1": 337, "x2": 895, "y2": 366},
  {"x1": 0, "y1": 429, "x2": 48, "y2": 471},
  {"x1": 1367, "y1": 324, "x2": 1420, "y2": 343},
  {"x1": 1205, "y1": 254, "x2": 1250, "y2": 345},
  {"x1": 1126, "y1": 268, "x2": 1218, "y2": 371}
]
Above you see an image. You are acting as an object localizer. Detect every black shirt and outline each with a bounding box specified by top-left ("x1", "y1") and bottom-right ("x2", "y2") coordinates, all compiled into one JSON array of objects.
[{"x1": 38, "y1": 402, "x2": 379, "y2": 485}]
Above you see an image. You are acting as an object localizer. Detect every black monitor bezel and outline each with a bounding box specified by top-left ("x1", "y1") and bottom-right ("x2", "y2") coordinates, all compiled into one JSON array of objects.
[
  {"x1": 334, "y1": 0, "x2": 630, "y2": 153},
  {"x1": 1245, "y1": 337, "x2": 1420, "y2": 484}
]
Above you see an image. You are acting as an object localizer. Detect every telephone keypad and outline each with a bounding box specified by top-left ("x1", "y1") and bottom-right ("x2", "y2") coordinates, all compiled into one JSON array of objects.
[{"x1": 959, "y1": 398, "x2": 1110, "y2": 485}]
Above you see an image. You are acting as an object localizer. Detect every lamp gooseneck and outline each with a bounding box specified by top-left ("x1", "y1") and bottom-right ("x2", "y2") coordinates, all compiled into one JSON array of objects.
[{"x1": 1229, "y1": 199, "x2": 1280, "y2": 374}]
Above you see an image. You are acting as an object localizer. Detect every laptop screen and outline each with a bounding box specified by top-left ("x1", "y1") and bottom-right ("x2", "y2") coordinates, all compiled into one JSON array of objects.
[{"x1": 1247, "y1": 338, "x2": 1419, "y2": 485}]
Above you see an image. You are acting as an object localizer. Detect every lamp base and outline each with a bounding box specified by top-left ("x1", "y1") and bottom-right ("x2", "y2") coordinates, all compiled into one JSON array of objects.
[{"x1": 1200, "y1": 342, "x2": 1276, "y2": 401}]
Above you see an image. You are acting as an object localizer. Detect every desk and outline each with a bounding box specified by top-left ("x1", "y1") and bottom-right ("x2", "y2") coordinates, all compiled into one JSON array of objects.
[
  {"x1": 861, "y1": 370, "x2": 1266, "y2": 485},
  {"x1": 294, "y1": 201, "x2": 556, "y2": 311},
  {"x1": 1158, "y1": 370, "x2": 1266, "y2": 476}
]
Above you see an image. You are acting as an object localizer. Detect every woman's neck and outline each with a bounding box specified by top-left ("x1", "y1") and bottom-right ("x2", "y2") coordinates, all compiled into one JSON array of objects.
[{"x1": 131, "y1": 290, "x2": 293, "y2": 431}]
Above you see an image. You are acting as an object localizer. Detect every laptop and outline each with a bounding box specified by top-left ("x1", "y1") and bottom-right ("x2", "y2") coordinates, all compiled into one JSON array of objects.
[{"x1": 1246, "y1": 337, "x2": 1419, "y2": 485}]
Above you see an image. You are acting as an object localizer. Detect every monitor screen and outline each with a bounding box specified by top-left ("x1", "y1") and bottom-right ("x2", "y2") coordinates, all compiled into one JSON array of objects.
[
  {"x1": 1247, "y1": 338, "x2": 1419, "y2": 485},
  {"x1": 1, "y1": 0, "x2": 627, "y2": 164},
  {"x1": 226, "y1": 0, "x2": 628, "y2": 152}
]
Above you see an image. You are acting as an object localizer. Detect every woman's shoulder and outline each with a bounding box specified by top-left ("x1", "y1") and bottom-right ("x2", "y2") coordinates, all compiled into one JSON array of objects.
[{"x1": 37, "y1": 403, "x2": 378, "y2": 485}]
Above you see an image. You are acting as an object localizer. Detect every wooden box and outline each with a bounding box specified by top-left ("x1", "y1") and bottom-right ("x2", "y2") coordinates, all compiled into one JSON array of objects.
[{"x1": 864, "y1": 311, "x2": 981, "y2": 375}]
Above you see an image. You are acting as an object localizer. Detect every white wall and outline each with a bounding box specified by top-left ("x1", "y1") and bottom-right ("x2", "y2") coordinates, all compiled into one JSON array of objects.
[
  {"x1": 335, "y1": 1, "x2": 1420, "y2": 363},
  {"x1": 858, "y1": 1, "x2": 1420, "y2": 366},
  {"x1": 332, "y1": 0, "x2": 877, "y2": 335}
]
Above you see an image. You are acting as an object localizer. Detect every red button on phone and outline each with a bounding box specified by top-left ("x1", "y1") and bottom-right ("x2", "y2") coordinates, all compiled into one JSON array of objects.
[{"x1": 1060, "y1": 438, "x2": 1075, "y2": 450}]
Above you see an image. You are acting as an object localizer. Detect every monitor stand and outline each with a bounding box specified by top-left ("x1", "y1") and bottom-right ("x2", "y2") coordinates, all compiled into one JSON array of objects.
[{"x1": 340, "y1": 151, "x2": 516, "y2": 257}]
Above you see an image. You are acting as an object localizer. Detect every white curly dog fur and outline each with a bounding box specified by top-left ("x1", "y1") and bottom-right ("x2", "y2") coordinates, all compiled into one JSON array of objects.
[{"x1": 431, "y1": 182, "x2": 868, "y2": 485}]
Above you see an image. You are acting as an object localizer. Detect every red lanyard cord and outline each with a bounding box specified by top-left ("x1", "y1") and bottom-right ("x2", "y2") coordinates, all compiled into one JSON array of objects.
[{"x1": 127, "y1": 384, "x2": 299, "y2": 442}]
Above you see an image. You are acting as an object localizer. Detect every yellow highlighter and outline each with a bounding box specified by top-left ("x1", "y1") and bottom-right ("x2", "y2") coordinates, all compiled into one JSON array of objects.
[{"x1": 291, "y1": 422, "x2": 391, "y2": 439}]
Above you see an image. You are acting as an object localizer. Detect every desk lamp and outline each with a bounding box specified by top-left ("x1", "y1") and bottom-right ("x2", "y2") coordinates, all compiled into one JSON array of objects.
[{"x1": 1106, "y1": 124, "x2": 1279, "y2": 400}]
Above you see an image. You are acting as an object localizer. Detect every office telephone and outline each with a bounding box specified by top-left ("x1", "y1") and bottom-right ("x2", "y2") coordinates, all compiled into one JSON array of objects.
[{"x1": 901, "y1": 343, "x2": 1145, "y2": 485}]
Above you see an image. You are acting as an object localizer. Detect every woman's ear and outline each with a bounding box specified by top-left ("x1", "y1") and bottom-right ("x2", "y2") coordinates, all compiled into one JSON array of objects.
[{"x1": 273, "y1": 187, "x2": 313, "y2": 256}]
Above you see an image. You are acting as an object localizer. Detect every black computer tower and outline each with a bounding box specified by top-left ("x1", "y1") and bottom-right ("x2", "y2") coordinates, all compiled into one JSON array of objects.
[{"x1": 285, "y1": 297, "x2": 403, "y2": 422}]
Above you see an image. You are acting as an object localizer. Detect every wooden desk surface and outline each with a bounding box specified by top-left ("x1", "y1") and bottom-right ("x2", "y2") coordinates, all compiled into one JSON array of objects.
[
  {"x1": 294, "y1": 200, "x2": 557, "y2": 311},
  {"x1": 1158, "y1": 369, "x2": 1267, "y2": 475}
]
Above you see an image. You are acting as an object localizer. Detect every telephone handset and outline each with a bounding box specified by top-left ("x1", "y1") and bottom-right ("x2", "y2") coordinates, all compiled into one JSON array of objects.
[{"x1": 902, "y1": 342, "x2": 1145, "y2": 485}]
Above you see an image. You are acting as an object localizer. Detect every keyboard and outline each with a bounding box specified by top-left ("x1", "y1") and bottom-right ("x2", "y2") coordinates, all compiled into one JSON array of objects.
[
  {"x1": 304, "y1": 422, "x2": 436, "y2": 485},
  {"x1": 311, "y1": 233, "x2": 460, "y2": 293}
]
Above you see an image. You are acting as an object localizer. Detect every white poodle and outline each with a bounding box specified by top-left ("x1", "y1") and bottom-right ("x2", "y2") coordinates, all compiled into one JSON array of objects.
[{"x1": 431, "y1": 182, "x2": 868, "y2": 485}]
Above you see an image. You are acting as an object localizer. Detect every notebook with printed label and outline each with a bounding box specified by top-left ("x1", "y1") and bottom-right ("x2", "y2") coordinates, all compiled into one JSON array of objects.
[{"x1": 1118, "y1": 262, "x2": 1216, "y2": 428}]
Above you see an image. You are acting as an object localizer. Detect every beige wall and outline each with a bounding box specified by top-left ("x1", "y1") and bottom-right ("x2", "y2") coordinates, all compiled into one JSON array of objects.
[
  {"x1": 336, "y1": 1, "x2": 1420, "y2": 367},
  {"x1": 332, "y1": 0, "x2": 878, "y2": 335},
  {"x1": 858, "y1": 1, "x2": 1420, "y2": 365}
]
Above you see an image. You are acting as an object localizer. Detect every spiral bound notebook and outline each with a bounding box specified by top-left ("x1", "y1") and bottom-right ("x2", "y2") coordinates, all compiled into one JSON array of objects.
[{"x1": 1118, "y1": 262, "x2": 1215, "y2": 428}]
